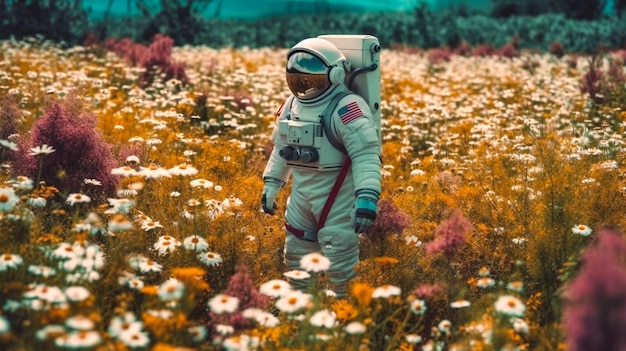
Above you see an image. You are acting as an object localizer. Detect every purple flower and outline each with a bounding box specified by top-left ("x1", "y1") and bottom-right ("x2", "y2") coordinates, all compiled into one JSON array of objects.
[
  {"x1": 498, "y1": 43, "x2": 518, "y2": 59},
  {"x1": 607, "y1": 60, "x2": 626, "y2": 87},
  {"x1": 549, "y1": 41, "x2": 566, "y2": 58},
  {"x1": 581, "y1": 55, "x2": 606, "y2": 104},
  {"x1": 412, "y1": 282, "x2": 446, "y2": 299},
  {"x1": 0, "y1": 95, "x2": 19, "y2": 140},
  {"x1": 427, "y1": 47, "x2": 452, "y2": 64},
  {"x1": 12, "y1": 95, "x2": 118, "y2": 202},
  {"x1": 471, "y1": 44, "x2": 496, "y2": 57},
  {"x1": 105, "y1": 35, "x2": 188, "y2": 88},
  {"x1": 563, "y1": 227, "x2": 626, "y2": 351},
  {"x1": 425, "y1": 209, "x2": 473, "y2": 259}
]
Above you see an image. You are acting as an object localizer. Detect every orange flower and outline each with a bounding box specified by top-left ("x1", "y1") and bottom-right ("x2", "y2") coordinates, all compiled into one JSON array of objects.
[
  {"x1": 352, "y1": 282, "x2": 374, "y2": 307},
  {"x1": 374, "y1": 256, "x2": 399, "y2": 265},
  {"x1": 152, "y1": 343, "x2": 194, "y2": 351},
  {"x1": 140, "y1": 285, "x2": 158, "y2": 296},
  {"x1": 171, "y1": 266, "x2": 206, "y2": 280},
  {"x1": 332, "y1": 300, "x2": 359, "y2": 321}
]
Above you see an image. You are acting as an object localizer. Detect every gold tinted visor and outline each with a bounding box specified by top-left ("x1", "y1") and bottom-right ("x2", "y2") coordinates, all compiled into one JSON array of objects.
[{"x1": 286, "y1": 52, "x2": 331, "y2": 100}]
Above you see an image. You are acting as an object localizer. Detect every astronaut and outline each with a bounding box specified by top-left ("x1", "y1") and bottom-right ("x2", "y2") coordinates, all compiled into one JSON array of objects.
[{"x1": 261, "y1": 37, "x2": 382, "y2": 298}]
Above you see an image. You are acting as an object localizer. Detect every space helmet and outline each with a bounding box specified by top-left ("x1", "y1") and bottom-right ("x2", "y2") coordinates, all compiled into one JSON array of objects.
[{"x1": 286, "y1": 38, "x2": 349, "y2": 103}]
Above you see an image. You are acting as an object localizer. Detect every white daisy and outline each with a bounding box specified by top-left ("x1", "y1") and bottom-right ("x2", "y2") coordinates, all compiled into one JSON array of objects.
[
  {"x1": 28, "y1": 264, "x2": 56, "y2": 277},
  {"x1": 438, "y1": 319, "x2": 452, "y2": 333},
  {"x1": 197, "y1": 251, "x2": 223, "y2": 266},
  {"x1": 130, "y1": 256, "x2": 162, "y2": 273},
  {"x1": 571, "y1": 224, "x2": 592, "y2": 236},
  {"x1": 215, "y1": 324, "x2": 234, "y2": 335},
  {"x1": 107, "y1": 312, "x2": 143, "y2": 338},
  {"x1": 168, "y1": 164, "x2": 198, "y2": 176},
  {"x1": 309, "y1": 309, "x2": 336, "y2": 328},
  {"x1": 141, "y1": 220, "x2": 164, "y2": 232},
  {"x1": 372, "y1": 284, "x2": 401, "y2": 298},
  {"x1": 410, "y1": 299, "x2": 427, "y2": 314},
  {"x1": 0, "y1": 187, "x2": 19, "y2": 212},
  {"x1": 183, "y1": 235, "x2": 209, "y2": 252},
  {"x1": 450, "y1": 299, "x2": 471, "y2": 308},
  {"x1": 511, "y1": 317, "x2": 529, "y2": 334},
  {"x1": 83, "y1": 178, "x2": 102, "y2": 186},
  {"x1": 118, "y1": 329, "x2": 150, "y2": 348},
  {"x1": 494, "y1": 295, "x2": 526, "y2": 317},
  {"x1": 66, "y1": 193, "x2": 91, "y2": 206},
  {"x1": 111, "y1": 166, "x2": 138, "y2": 177},
  {"x1": 506, "y1": 280, "x2": 524, "y2": 293},
  {"x1": 153, "y1": 235, "x2": 181, "y2": 256},
  {"x1": 35, "y1": 325, "x2": 65, "y2": 341},
  {"x1": 188, "y1": 325, "x2": 207, "y2": 342},
  {"x1": 0, "y1": 253, "x2": 23, "y2": 271},
  {"x1": 283, "y1": 270, "x2": 311, "y2": 280},
  {"x1": 108, "y1": 214, "x2": 134, "y2": 232},
  {"x1": 64, "y1": 286, "x2": 91, "y2": 302},
  {"x1": 55, "y1": 330, "x2": 102, "y2": 348},
  {"x1": 275, "y1": 290, "x2": 312, "y2": 314},
  {"x1": 345, "y1": 321, "x2": 366, "y2": 334},
  {"x1": 405, "y1": 333, "x2": 422, "y2": 344},
  {"x1": 254, "y1": 311, "x2": 280, "y2": 327},
  {"x1": 0, "y1": 315, "x2": 10, "y2": 335},
  {"x1": 65, "y1": 315, "x2": 96, "y2": 330},
  {"x1": 405, "y1": 235, "x2": 422, "y2": 247},
  {"x1": 208, "y1": 294, "x2": 240, "y2": 314},
  {"x1": 476, "y1": 277, "x2": 496, "y2": 288},
  {"x1": 138, "y1": 165, "x2": 171, "y2": 179},
  {"x1": 259, "y1": 279, "x2": 292, "y2": 298},
  {"x1": 29, "y1": 144, "x2": 56, "y2": 156},
  {"x1": 157, "y1": 278, "x2": 185, "y2": 301},
  {"x1": 299, "y1": 252, "x2": 331, "y2": 272}
]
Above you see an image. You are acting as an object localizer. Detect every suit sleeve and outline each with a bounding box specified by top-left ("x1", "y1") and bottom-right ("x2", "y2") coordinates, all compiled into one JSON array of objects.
[
  {"x1": 262, "y1": 98, "x2": 293, "y2": 186},
  {"x1": 332, "y1": 95, "x2": 382, "y2": 195}
]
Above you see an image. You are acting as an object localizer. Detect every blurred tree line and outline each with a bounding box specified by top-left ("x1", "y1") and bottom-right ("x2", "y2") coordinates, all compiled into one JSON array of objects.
[
  {"x1": 490, "y1": 0, "x2": 613, "y2": 19},
  {"x1": 0, "y1": 0, "x2": 624, "y2": 50}
]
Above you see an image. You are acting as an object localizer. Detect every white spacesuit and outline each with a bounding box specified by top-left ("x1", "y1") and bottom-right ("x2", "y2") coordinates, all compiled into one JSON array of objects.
[{"x1": 262, "y1": 37, "x2": 382, "y2": 297}]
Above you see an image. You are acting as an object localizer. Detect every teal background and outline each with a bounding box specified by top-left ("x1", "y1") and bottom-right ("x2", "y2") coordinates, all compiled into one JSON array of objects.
[
  {"x1": 82, "y1": 0, "x2": 615, "y2": 20},
  {"x1": 82, "y1": 0, "x2": 496, "y2": 19}
]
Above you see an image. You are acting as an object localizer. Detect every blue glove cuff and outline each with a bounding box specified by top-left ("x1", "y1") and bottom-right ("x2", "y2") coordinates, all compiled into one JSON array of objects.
[{"x1": 263, "y1": 176, "x2": 286, "y2": 188}]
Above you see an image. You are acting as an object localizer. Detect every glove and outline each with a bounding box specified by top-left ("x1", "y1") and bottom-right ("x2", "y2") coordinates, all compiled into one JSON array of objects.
[
  {"x1": 354, "y1": 189, "x2": 379, "y2": 233},
  {"x1": 261, "y1": 181, "x2": 281, "y2": 215}
]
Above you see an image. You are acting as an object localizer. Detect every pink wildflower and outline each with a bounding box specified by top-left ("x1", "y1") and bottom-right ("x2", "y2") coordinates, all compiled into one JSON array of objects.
[
  {"x1": 563, "y1": 227, "x2": 626, "y2": 351},
  {"x1": 425, "y1": 209, "x2": 473, "y2": 259},
  {"x1": 362, "y1": 198, "x2": 409, "y2": 242}
]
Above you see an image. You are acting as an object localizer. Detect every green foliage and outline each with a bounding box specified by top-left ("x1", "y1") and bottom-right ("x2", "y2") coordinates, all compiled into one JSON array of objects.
[
  {"x1": 1, "y1": 1, "x2": 625, "y2": 54},
  {"x1": 0, "y1": 0, "x2": 89, "y2": 43}
]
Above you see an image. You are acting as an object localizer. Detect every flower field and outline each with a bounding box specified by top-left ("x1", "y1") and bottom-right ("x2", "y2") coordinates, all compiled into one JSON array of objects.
[{"x1": 0, "y1": 35, "x2": 626, "y2": 350}]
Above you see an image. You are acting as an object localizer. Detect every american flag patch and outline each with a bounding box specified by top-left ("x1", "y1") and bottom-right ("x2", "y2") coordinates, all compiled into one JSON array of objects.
[{"x1": 338, "y1": 101, "x2": 363, "y2": 125}]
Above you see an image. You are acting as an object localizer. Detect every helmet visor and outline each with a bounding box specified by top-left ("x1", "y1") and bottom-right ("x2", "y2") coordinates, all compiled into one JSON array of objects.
[{"x1": 286, "y1": 52, "x2": 331, "y2": 100}]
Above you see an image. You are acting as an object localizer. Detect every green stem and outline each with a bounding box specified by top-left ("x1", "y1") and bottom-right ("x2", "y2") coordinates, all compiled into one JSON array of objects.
[{"x1": 36, "y1": 157, "x2": 43, "y2": 185}]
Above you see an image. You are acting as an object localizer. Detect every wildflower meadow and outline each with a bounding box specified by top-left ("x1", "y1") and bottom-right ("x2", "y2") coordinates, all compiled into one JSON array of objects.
[{"x1": 0, "y1": 33, "x2": 626, "y2": 351}]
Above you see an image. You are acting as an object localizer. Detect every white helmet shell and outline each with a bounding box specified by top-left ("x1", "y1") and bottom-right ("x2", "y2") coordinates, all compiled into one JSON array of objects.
[{"x1": 286, "y1": 38, "x2": 349, "y2": 103}]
